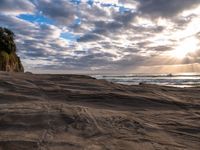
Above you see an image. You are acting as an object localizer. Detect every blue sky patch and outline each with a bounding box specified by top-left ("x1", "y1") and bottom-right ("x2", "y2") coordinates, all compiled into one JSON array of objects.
[
  {"x1": 18, "y1": 14, "x2": 54, "y2": 25},
  {"x1": 61, "y1": 32, "x2": 80, "y2": 41}
]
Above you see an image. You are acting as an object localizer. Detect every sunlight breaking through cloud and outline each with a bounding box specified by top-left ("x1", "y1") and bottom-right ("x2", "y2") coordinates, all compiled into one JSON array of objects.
[{"x1": 0, "y1": 0, "x2": 200, "y2": 73}]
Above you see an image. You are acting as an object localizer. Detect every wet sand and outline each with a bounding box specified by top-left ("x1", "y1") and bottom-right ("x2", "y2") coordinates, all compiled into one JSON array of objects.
[{"x1": 0, "y1": 72, "x2": 199, "y2": 150}]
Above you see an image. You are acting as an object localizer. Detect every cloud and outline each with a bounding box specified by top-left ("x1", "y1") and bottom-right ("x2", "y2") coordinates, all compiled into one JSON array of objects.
[
  {"x1": 77, "y1": 11, "x2": 136, "y2": 42},
  {"x1": 138, "y1": 0, "x2": 200, "y2": 18},
  {"x1": 36, "y1": 0, "x2": 77, "y2": 25},
  {"x1": 0, "y1": 0, "x2": 200, "y2": 73},
  {"x1": 0, "y1": 0, "x2": 35, "y2": 15},
  {"x1": 77, "y1": 33, "x2": 102, "y2": 42}
]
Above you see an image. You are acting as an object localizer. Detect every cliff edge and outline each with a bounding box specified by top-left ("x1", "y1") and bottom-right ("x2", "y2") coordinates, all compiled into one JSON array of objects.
[{"x1": 0, "y1": 27, "x2": 24, "y2": 72}]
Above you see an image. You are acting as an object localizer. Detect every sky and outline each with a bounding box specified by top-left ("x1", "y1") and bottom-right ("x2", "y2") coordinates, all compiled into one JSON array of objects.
[{"x1": 0, "y1": 0, "x2": 200, "y2": 74}]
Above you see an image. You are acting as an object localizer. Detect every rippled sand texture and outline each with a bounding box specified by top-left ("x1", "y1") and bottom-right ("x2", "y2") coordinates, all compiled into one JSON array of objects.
[{"x1": 0, "y1": 72, "x2": 199, "y2": 150}]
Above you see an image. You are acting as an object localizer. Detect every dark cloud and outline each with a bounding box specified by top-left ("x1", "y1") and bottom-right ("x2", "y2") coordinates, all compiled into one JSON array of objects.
[
  {"x1": 77, "y1": 11, "x2": 136, "y2": 42},
  {"x1": 31, "y1": 51, "x2": 117, "y2": 71},
  {"x1": 21, "y1": 46, "x2": 47, "y2": 57},
  {"x1": 149, "y1": 46, "x2": 173, "y2": 52},
  {"x1": 37, "y1": 0, "x2": 76, "y2": 25},
  {"x1": 138, "y1": 0, "x2": 200, "y2": 18},
  {"x1": 114, "y1": 11, "x2": 136, "y2": 24},
  {"x1": 0, "y1": 0, "x2": 35, "y2": 15},
  {"x1": 77, "y1": 33, "x2": 101, "y2": 42},
  {"x1": 94, "y1": 21, "x2": 123, "y2": 34}
]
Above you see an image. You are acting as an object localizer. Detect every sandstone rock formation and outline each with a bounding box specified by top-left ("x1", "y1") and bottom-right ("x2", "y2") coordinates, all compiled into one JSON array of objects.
[
  {"x1": 0, "y1": 73, "x2": 199, "y2": 150},
  {"x1": 0, "y1": 27, "x2": 24, "y2": 72}
]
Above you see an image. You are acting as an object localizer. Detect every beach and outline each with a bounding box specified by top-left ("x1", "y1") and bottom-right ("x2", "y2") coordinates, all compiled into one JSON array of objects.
[{"x1": 0, "y1": 72, "x2": 199, "y2": 150}]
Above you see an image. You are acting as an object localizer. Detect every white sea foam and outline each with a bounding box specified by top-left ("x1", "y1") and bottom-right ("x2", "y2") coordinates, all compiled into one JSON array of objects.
[{"x1": 92, "y1": 73, "x2": 200, "y2": 87}]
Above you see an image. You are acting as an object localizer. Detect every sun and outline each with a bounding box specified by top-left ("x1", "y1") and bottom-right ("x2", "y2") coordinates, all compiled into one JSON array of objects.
[{"x1": 171, "y1": 37, "x2": 199, "y2": 59}]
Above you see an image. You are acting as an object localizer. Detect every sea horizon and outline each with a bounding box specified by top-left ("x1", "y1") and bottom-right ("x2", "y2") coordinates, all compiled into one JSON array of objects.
[{"x1": 92, "y1": 73, "x2": 200, "y2": 87}]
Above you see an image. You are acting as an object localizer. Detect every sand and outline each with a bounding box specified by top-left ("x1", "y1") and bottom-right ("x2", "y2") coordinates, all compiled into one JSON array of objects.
[{"x1": 0, "y1": 71, "x2": 199, "y2": 150}]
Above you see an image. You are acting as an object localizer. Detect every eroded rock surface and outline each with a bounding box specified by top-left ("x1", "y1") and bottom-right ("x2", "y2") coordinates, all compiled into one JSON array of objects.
[{"x1": 0, "y1": 72, "x2": 199, "y2": 150}]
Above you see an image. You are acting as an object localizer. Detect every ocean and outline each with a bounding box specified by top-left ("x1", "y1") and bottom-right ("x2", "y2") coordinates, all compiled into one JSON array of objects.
[{"x1": 92, "y1": 73, "x2": 200, "y2": 87}]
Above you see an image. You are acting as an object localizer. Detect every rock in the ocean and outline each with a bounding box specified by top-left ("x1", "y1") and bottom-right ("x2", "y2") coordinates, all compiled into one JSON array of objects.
[{"x1": 0, "y1": 27, "x2": 24, "y2": 72}]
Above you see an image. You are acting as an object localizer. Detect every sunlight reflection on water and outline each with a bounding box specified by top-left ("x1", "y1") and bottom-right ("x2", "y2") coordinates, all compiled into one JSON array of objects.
[{"x1": 92, "y1": 73, "x2": 200, "y2": 87}]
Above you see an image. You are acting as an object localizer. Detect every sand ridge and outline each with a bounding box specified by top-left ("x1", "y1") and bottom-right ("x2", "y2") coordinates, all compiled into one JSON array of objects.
[{"x1": 0, "y1": 72, "x2": 199, "y2": 150}]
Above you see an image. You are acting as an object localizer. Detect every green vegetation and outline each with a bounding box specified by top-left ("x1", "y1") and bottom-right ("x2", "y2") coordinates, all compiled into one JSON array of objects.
[
  {"x1": 0, "y1": 27, "x2": 16, "y2": 54},
  {"x1": 0, "y1": 27, "x2": 24, "y2": 72}
]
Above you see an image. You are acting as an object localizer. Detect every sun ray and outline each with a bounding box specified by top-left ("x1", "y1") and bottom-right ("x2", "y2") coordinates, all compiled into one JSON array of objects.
[{"x1": 170, "y1": 37, "x2": 199, "y2": 59}]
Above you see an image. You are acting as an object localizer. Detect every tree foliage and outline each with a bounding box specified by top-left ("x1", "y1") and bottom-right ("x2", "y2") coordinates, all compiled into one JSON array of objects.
[{"x1": 0, "y1": 27, "x2": 16, "y2": 54}]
